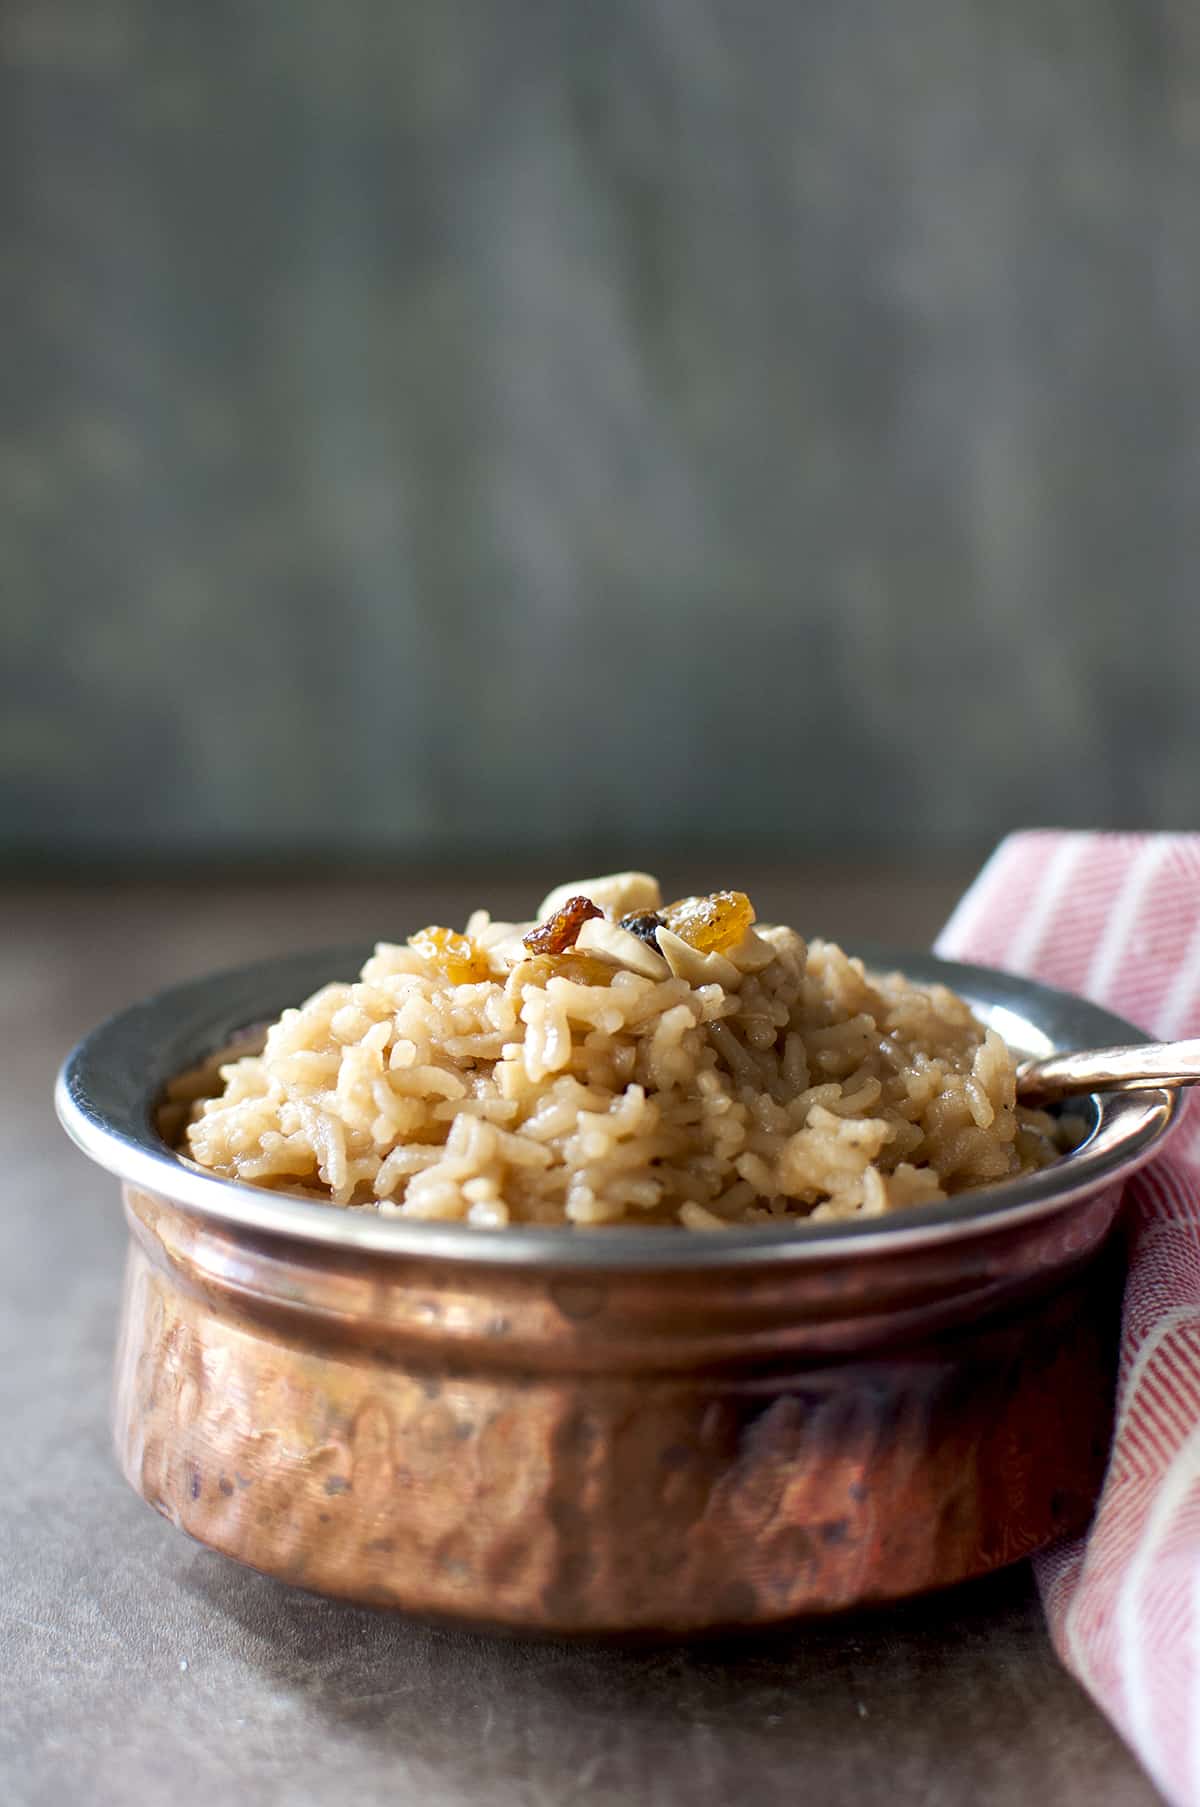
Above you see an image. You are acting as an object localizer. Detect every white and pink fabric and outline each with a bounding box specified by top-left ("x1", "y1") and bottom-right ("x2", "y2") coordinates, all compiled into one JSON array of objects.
[{"x1": 938, "y1": 832, "x2": 1200, "y2": 1807}]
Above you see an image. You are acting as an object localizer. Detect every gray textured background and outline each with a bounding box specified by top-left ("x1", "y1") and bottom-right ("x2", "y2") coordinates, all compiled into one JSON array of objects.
[{"x1": 2, "y1": 0, "x2": 1199, "y2": 864}]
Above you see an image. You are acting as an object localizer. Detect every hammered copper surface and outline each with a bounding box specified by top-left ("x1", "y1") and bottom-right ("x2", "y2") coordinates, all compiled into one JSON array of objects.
[{"x1": 115, "y1": 1182, "x2": 1122, "y2": 1634}]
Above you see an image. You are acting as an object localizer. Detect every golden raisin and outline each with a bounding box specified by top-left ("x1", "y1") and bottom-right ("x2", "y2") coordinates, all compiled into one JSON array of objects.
[
  {"x1": 552, "y1": 951, "x2": 615, "y2": 987},
  {"x1": 662, "y1": 890, "x2": 756, "y2": 954},
  {"x1": 407, "y1": 926, "x2": 491, "y2": 984},
  {"x1": 523, "y1": 895, "x2": 604, "y2": 956}
]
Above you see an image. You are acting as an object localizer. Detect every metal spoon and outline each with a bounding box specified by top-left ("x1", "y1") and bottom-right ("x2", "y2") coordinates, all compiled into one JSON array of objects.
[{"x1": 1016, "y1": 1039, "x2": 1200, "y2": 1105}]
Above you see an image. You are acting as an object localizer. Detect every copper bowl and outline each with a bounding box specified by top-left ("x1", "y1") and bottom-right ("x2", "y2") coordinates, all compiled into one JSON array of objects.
[{"x1": 56, "y1": 946, "x2": 1179, "y2": 1635}]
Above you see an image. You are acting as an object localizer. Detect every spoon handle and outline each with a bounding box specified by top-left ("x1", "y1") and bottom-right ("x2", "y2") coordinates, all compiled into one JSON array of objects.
[{"x1": 1016, "y1": 1038, "x2": 1200, "y2": 1104}]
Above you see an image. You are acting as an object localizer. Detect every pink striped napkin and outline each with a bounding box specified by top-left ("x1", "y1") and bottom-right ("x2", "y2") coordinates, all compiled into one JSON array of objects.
[{"x1": 937, "y1": 832, "x2": 1200, "y2": 1807}]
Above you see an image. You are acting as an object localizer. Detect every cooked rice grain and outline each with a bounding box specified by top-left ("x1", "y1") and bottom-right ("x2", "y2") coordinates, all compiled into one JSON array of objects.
[{"x1": 184, "y1": 874, "x2": 1058, "y2": 1229}]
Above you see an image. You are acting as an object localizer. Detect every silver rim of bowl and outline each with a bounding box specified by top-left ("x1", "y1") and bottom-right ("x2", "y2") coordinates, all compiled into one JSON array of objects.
[{"x1": 55, "y1": 943, "x2": 1182, "y2": 1269}]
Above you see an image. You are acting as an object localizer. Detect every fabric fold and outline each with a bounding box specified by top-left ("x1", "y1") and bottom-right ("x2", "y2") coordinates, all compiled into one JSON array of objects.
[{"x1": 937, "y1": 831, "x2": 1200, "y2": 1807}]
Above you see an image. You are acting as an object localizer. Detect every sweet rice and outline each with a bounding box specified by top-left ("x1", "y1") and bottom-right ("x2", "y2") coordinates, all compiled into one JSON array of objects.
[{"x1": 182, "y1": 872, "x2": 1059, "y2": 1230}]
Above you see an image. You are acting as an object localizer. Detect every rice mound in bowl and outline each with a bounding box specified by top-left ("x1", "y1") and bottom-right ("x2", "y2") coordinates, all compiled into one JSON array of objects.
[{"x1": 182, "y1": 872, "x2": 1059, "y2": 1230}]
